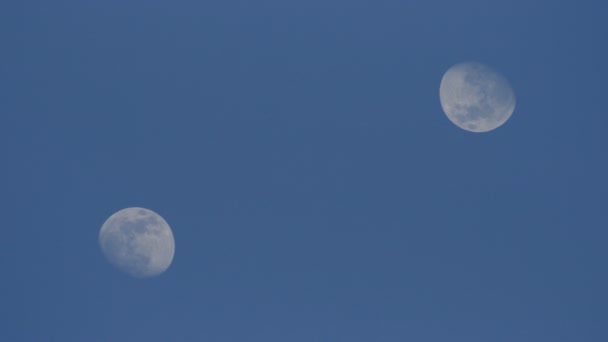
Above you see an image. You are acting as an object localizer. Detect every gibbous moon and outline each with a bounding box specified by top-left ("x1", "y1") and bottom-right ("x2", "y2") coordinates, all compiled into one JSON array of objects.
[
  {"x1": 439, "y1": 62, "x2": 516, "y2": 132},
  {"x1": 99, "y1": 207, "x2": 175, "y2": 278}
]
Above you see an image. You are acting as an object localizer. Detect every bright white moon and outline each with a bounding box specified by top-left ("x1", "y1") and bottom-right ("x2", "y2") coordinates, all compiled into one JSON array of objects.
[
  {"x1": 99, "y1": 207, "x2": 175, "y2": 278},
  {"x1": 439, "y1": 62, "x2": 516, "y2": 132}
]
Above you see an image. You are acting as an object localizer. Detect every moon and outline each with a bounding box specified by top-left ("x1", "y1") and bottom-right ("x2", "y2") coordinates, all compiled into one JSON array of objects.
[
  {"x1": 99, "y1": 207, "x2": 175, "y2": 278},
  {"x1": 439, "y1": 62, "x2": 516, "y2": 132}
]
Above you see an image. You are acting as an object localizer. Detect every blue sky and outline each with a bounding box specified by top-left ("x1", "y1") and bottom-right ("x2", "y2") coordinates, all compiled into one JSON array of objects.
[{"x1": 2, "y1": 0, "x2": 607, "y2": 341}]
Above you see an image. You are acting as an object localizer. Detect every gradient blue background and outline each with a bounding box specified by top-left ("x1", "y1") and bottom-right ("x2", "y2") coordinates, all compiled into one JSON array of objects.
[{"x1": 2, "y1": 1, "x2": 607, "y2": 341}]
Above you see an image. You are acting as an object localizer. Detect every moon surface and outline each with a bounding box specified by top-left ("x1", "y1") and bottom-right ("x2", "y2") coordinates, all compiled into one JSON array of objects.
[
  {"x1": 99, "y1": 207, "x2": 175, "y2": 278},
  {"x1": 439, "y1": 62, "x2": 516, "y2": 132}
]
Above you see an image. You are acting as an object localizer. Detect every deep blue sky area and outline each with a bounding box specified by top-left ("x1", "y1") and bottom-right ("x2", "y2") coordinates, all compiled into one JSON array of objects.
[{"x1": 2, "y1": 1, "x2": 607, "y2": 341}]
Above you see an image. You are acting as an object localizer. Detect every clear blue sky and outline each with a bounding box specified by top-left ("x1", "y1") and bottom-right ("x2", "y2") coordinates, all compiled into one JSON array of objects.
[{"x1": 2, "y1": 1, "x2": 607, "y2": 341}]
